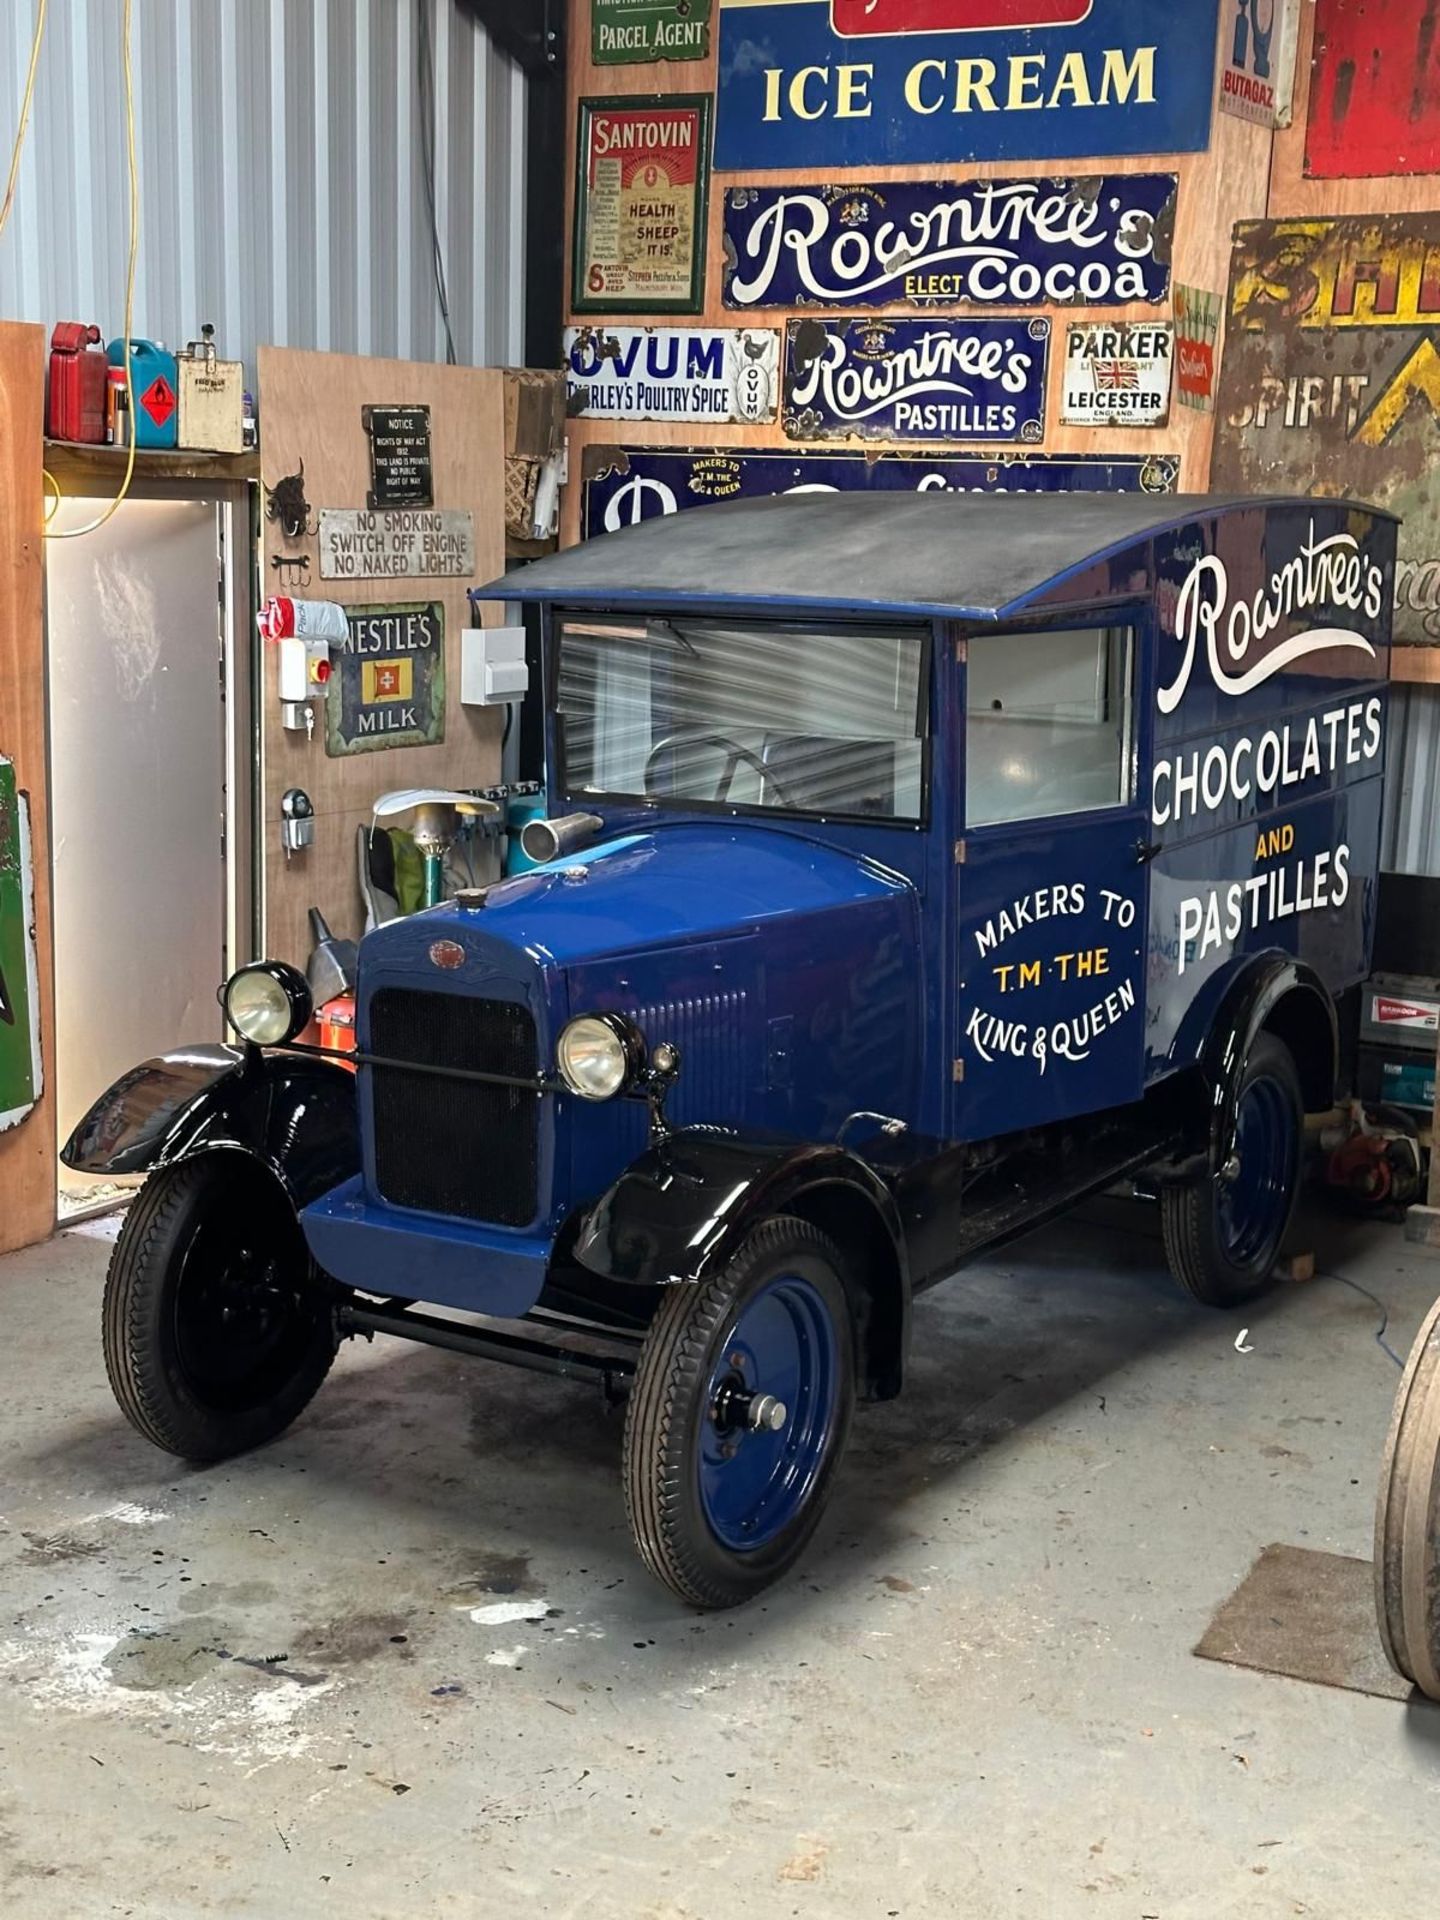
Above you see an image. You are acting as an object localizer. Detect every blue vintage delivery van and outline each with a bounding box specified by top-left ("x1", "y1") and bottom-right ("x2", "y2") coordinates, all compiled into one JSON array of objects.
[{"x1": 65, "y1": 493, "x2": 1394, "y2": 1607}]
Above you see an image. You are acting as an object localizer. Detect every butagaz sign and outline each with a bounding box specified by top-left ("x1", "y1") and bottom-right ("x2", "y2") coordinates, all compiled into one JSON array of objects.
[
  {"x1": 783, "y1": 316, "x2": 1049, "y2": 442},
  {"x1": 581, "y1": 445, "x2": 1179, "y2": 538},
  {"x1": 319, "y1": 510, "x2": 475, "y2": 581},
  {"x1": 722, "y1": 174, "x2": 1177, "y2": 311},
  {"x1": 564, "y1": 325, "x2": 779, "y2": 423},
  {"x1": 327, "y1": 602, "x2": 446, "y2": 758},
  {"x1": 1211, "y1": 215, "x2": 1440, "y2": 647},
  {"x1": 1219, "y1": 0, "x2": 1299, "y2": 129},
  {"x1": 713, "y1": 0, "x2": 1220, "y2": 171},
  {"x1": 1060, "y1": 322, "x2": 1172, "y2": 427},
  {"x1": 591, "y1": 0, "x2": 710, "y2": 64}
]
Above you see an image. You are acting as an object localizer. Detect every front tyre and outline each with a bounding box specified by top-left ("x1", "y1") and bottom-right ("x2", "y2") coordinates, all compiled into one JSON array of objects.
[
  {"x1": 1162, "y1": 1032, "x2": 1304, "y2": 1308},
  {"x1": 623, "y1": 1216, "x2": 855, "y2": 1609},
  {"x1": 103, "y1": 1153, "x2": 339, "y2": 1462}
]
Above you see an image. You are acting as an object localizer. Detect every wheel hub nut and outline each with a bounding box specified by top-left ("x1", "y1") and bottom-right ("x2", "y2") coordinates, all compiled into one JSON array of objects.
[{"x1": 747, "y1": 1392, "x2": 787, "y2": 1432}]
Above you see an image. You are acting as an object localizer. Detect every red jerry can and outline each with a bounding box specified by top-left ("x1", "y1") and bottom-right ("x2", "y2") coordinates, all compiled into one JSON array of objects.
[{"x1": 46, "y1": 323, "x2": 110, "y2": 443}]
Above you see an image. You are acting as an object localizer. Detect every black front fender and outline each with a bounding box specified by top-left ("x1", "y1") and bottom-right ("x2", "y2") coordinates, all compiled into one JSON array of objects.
[
  {"x1": 60, "y1": 1044, "x2": 359, "y2": 1209},
  {"x1": 573, "y1": 1129, "x2": 909, "y2": 1293}
]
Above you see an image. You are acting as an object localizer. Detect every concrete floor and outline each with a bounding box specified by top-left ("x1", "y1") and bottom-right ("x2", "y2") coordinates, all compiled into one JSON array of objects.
[{"x1": 2, "y1": 1197, "x2": 1439, "y2": 1919}]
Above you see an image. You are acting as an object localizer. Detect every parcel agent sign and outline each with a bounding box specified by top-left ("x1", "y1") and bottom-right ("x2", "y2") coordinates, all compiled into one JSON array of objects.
[
  {"x1": 713, "y1": 0, "x2": 1220, "y2": 171},
  {"x1": 327, "y1": 602, "x2": 446, "y2": 758}
]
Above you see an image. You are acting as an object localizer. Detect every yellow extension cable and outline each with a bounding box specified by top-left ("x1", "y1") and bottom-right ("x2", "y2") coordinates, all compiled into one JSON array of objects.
[{"x1": 0, "y1": 0, "x2": 141, "y2": 539}]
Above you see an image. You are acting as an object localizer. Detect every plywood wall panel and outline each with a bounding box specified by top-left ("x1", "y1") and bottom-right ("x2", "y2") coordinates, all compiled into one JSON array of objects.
[
  {"x1": 257, "y1": 348, "x2": 506, "y2": 967},
  {"x1": 0, "y1": 324, "x2": 54, "y2": 1256},
  {"x1": 559, "y1": 6, "x2": 1275, "y2": 544}
]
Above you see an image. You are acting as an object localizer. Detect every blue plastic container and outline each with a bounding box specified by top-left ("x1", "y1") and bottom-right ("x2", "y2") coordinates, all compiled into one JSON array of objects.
[{"x1": 107, "y1": 339, "x2": 178, "y2": 449}]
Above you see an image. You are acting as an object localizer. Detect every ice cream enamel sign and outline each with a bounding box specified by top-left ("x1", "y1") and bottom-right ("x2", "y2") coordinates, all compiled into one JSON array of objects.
[
  {"x1": 713, "y1": 0, "x2": 1219, "y2": 171},
  {"x1": 784, "y1": 316, "x2": 1049, "y2": 441},
  {"x1": 722, "y1": 174, "x2": 1176, "y2": 311}
]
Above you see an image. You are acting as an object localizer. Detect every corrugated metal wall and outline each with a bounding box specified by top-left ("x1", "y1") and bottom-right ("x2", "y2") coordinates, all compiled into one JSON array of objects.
[
  {"x1": 0, "y1": 0, "x2": 526, "y2": 377},
  {"x1": 1384, "y1": 685, "x2": 1440, "y2": 877}
]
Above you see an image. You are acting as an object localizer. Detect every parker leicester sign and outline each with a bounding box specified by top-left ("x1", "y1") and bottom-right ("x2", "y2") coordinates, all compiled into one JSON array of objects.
[
  {"x1": 723, "y1": 174, "x2": 1176, "y2": 310},
  {"x1": 713, "y1": 0, "x2": 1219, "y2": 171},
  {"x1": 784, "y1": 316, "x2": 1049, "y2": 441},
  {"x1": 580, "y1": 445, "x2": 1178, "y2": 538}
]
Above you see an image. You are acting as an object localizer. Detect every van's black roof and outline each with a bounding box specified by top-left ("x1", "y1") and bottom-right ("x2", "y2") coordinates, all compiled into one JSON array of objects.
[{"x1": 476, "y1": 491, "x2": 1392, "y2": 623}]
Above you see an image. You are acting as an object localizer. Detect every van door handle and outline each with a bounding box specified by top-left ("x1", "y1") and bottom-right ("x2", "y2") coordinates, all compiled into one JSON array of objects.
[{"x1": 1134, "y1": 839, "x2": 1163, "y2": 865}]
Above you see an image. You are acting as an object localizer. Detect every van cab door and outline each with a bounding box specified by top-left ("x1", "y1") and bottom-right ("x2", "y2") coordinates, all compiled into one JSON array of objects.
[{"x1": 952, "y1": 613, "x2": 1152, "y2": 1142}]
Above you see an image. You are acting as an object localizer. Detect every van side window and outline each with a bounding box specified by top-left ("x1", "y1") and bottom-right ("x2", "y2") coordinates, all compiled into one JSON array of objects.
[{"x1": 964, "y1": 625, "x2": 1135, "y2": 828}]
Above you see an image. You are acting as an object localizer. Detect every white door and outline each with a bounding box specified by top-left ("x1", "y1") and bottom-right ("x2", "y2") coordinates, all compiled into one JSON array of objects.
[{"x1": 47, "y1": 497, "x2": 231, "y2": 1202}]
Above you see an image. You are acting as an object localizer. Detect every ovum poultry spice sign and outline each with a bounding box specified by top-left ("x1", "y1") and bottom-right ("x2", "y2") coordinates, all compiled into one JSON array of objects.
[{"x1": 714, "y1": 0, "x2": 1219, "y2": 170}]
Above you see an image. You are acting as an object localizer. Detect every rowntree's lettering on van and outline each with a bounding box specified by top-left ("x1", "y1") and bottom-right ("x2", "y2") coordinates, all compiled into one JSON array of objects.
[
  {"x1": 1158, "y1": 522, "x2": 1383, "y2": 714},
  {"x1": 1152, "y1": 696, "x2": 1382, "y2": 830}
]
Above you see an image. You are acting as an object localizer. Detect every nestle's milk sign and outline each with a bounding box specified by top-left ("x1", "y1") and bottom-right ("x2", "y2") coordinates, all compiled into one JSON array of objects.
[{"x1": 714, "y1": 0, "x2": 1220, "y2": 171}]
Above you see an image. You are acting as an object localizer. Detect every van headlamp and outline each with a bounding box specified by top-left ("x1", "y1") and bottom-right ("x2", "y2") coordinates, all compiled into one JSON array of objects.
[
  {"x1": 556, "y1": 1013, "x2": 645, "y2": 1101},
  {"x1": 222, "y1": 961, "x2": 313, "y2": 1047}
]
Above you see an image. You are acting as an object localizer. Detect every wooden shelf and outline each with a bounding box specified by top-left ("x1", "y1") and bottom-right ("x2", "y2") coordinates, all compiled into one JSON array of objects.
[{"x1": 44, "y1": 438, "x2": 260, "y2": 489}]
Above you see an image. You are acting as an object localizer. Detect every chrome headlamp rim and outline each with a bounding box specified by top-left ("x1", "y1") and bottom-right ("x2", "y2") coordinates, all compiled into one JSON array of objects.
[
  {"x1": 555, "y1": 1012, "x2": 647, "y2": 1102},
  {"x1": 221, "y1": 960, "x2": 313, "y2": 1048}
]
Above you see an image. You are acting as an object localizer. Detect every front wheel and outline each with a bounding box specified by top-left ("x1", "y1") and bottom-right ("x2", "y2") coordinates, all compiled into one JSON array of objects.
[
  {"x1": 623, "y1": 1216, "x2": 855, "y2": 1609},
  {"x1": 103, "y1": 1153, "x2": 339, "y2": 1462},
  {"x1": 1161, "y1": 1032, "x2": 1304, "y2": 1307}
]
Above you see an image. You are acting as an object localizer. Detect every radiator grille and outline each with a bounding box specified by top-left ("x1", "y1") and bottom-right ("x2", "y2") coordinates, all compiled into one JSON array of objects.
[{"x1": 368, "y1": 988, "x2": 540, "y2": 1227}]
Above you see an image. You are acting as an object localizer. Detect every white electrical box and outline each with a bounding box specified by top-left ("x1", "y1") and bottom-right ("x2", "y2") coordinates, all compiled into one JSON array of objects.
[{"x1": 462, "y1": 625, "x2": 529, "y2": 706}]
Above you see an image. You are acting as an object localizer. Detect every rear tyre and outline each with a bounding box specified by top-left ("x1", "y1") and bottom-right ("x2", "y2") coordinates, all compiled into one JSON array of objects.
[
  {"x1": 1375, "y1": 1295, "x2": 1440, "y2": 1698},
  {"x1": 1162, "y1": 1033, "x2": 1303, "y2": 1308},
  {"x1": 623, "y1": 1215, "x2": 855, "y2": 1609},
  {"x1": 103, "y1": 1153, "x2": 338, "y2": 1462}
]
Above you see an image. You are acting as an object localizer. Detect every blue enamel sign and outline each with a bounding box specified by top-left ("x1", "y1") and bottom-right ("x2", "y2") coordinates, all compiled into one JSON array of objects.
[
  {"x1": 581, "y1": 444, "x2": 1178, "y2": 537},
  {"x1": 722, "y1": 173, "x2": 1177, "y2": 310},
  {"x1": 784, "y1": 315, "x2": 1049, "y2": 441},
  {"x1": 713, "y1": 0, "x2": 1219, "y2": 171}
]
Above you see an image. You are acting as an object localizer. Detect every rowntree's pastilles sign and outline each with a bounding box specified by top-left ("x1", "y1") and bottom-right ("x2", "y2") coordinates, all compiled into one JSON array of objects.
[
  {"x1": 580, "y1": 444, "x2": 1178, "y2": 537},
  {"x1": 713, "y1": 0, "x2": 1219, "y2": 171},
  {"x1": 722, "y1": 174, "x2": 1176, "y2": 311},
  {"x1": 783, "y1": 316, "x2": 1049, "y2": 441}
]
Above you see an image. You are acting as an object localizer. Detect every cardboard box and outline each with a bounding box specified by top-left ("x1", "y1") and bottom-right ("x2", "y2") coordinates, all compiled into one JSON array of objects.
[{"x1": 502, "y1": 368, "x2": 565, "y2": 549}]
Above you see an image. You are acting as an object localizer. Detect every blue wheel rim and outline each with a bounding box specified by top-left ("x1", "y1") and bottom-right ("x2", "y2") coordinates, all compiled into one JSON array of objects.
[
  {"x1": 1217, "y1": 1073, "x2": 1297, "y2": 1267},
  {"x1": 698, "y1": 1273, "x2": 841, "y2": 1553}
]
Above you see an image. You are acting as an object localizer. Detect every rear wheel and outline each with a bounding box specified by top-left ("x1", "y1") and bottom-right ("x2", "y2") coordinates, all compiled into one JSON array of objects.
[
  {"x1": 1375, "y1": 1295, "x2": 1440, "y2": 1699},
  {"x1": 1162, "y1": 1033, "x2": 1303, "y2": 1307},
  {"x1": 623, "y1": 1216, "x2": 855, "y2": 1609},
  {"x1": 103, "y1": 1153, "x2": 338, "y2": 1462}
]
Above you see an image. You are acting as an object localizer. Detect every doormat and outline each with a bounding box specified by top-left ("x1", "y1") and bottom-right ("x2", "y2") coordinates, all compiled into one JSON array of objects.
[{"x1": 1194, "y1": 1543, "x2": 1412, "y2": 1702}]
